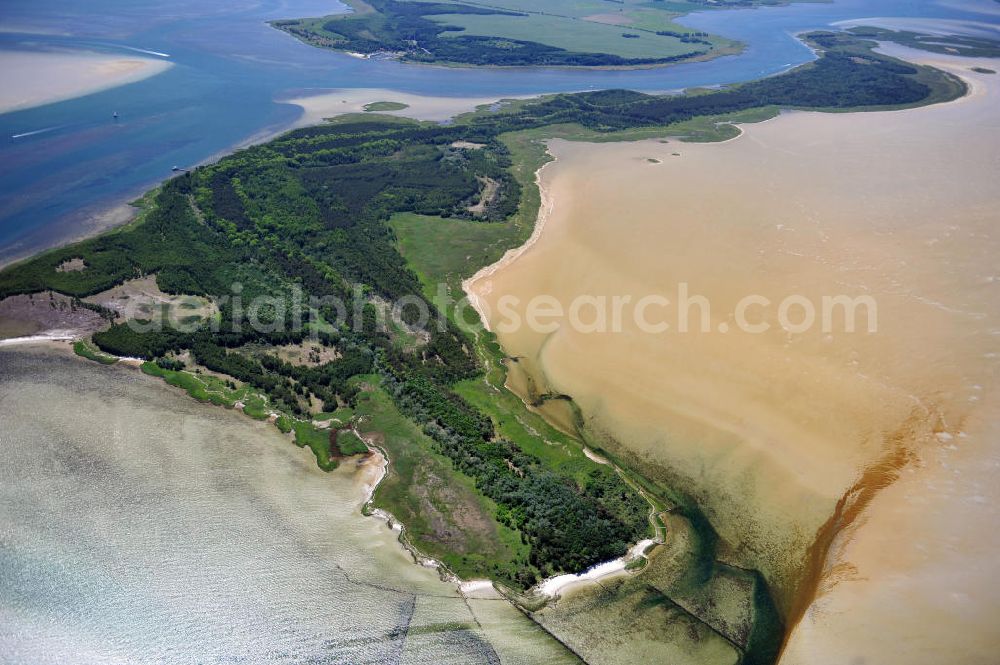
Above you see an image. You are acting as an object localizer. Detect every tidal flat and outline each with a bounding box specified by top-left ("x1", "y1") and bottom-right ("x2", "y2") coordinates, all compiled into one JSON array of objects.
[
  {"x1": 0, "y1": 347, "x2": 578, "y2": 664},
  {"x1": 0, "y1": 49, "x2": 172, "y2": 115},
  {"x1": 467, "y1": 50, "x2": 1000, "y2": 663},
  {"x1": 284, "y1": 87, "x2": 519, "y2": 125}
]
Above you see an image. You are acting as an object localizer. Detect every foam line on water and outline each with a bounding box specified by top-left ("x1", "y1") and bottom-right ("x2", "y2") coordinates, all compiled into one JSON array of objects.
[{"x1": 11, "y1": 125, "x2": 64, "y2": 139}]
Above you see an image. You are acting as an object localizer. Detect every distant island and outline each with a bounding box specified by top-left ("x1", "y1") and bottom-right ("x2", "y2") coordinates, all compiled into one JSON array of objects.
[
  {"x1": 270, "y1": 0, "x2": 786, "y2": 68},
  {"x1": 363, "y1": 100, "x2": 410, "y2": 111},
  {"x1": 0, "y1": 31, "x2": 966, "y2": 665}
]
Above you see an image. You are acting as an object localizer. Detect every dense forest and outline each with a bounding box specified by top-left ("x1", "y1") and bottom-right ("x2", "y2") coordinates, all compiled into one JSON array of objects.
[{"x1": 0, "y1": 32, "x2": 964, "y2": 595}]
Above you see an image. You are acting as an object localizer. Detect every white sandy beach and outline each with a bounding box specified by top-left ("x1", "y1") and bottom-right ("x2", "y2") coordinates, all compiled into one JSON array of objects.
[{"x1": 0, "y1": 49, "x2": 172, "y2": 115}]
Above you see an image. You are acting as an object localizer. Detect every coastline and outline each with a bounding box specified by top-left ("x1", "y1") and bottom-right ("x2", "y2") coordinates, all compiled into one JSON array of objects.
[
  {"x1": 462, "y1": 157, "x2": 557, "y2": 332},
  {"x1": 2, "y1": 34, "x2": 991, "y2": 660},
  {"x1": 0, "y1": 334, "x2": 75, "y2": 348},
  {"x1": 0, "y1": 199, "x2": 141, "y2": 272},
  {"x1": 1, "y1": 338, "x2": 485, "y2": 595},
  {"x1": 464, "y1": 52, "x2": 1000, "y2": 664},
  {"x1": 0, "y1": 345, "x2": 588, "y2": 663},
  {"x1": 0, "y1": 90, "x2": 528, "y2": 272},
  {"x1": 356, "y1": 418, "x2": 657, "y2": 604},
  {"x1": 534, "y1": 538, "x2": 658, "y2": 598},
  {"x1": 354, "y1": 436, "x2": 464, "y2": 584},
  {"x1": 462, "y1": 150, "x2": 670, "y2": 604}
]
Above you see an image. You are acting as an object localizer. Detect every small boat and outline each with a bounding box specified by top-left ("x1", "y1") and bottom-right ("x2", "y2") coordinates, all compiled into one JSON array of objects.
[{"x1": 113, "y1": 111, "x2": 119, "y2": 119}]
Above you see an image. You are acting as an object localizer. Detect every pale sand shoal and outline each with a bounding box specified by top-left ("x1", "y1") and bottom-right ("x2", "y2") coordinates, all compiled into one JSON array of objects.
[
  {"x1": 0, "y1": 50, "x2": 172, "y2": 115},
  {"x1": 283, "y1": 88, "x2": 527, "y2": 126},
  {"x1": 467, "y1": 49, "x2": 1000, "y2": 663}
]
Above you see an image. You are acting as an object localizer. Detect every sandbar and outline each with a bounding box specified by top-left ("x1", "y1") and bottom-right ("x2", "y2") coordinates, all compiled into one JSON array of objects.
[
  {"x1": 0, "y1": 49, "x2": 172, "y2": 115},
  {"x1": 283, "y1": 87, "x2": 524, "y2": 125}
]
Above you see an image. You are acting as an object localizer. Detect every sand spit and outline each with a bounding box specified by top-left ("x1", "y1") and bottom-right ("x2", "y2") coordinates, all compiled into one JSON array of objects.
[
  {"x1": 283, "y1": 88, "x2": 526, "y2": 126},
  {"x1": 0, "y1": 331, "x2": 76, "y2": 347},
  {"x1": 467, "y1": 50, "x2": 1000, "y2": 663},
  {"x1": 0, "y1": 49, "x2": 172, "y2": 115}
]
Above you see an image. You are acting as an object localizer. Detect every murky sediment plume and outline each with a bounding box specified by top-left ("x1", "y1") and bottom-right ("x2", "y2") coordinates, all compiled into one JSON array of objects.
[{"x1": 468, "y1": 50, "x2": 1000, "y2": 664}]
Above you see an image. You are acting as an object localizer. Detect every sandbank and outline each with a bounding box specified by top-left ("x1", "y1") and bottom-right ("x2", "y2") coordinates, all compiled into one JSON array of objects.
[
  {"x1": 282, "y1": 87, "x2": 524, "y2": 125},
  {"x1": 0, "y1": 49, "x2": 172, "y2": 115}
]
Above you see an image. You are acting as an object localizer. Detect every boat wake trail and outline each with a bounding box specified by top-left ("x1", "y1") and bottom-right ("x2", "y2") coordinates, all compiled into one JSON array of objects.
[
  {"x1": 11, "y1": 125, "x2": 65, "y2": 140},
  {"x1": 119, "y1": 45, "x2": 171, "y2": 58}
]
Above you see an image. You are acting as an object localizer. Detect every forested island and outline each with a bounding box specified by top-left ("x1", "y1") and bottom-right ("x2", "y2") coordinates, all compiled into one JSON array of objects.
[
  {"x1": 845, "y1": 25, "x2": 1000, "y2": 59},
  {"x1": 0, "y1": 32, "x2": 966, "y2": 665},
  {"x1": 272, "y1": 0, "x2": 754, "y2": 68}
]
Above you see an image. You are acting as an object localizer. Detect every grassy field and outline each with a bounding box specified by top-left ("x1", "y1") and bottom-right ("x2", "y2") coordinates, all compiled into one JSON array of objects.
[
  {"x1": 273, "y1": 0, "x2": 744, "y2": 67},
  {"x1": 411, "y1": 0, "x2": 745, "y2": 45},
  {"x1": 351, "y1": 376, "x2": 532, "y2": 581},
  {"x1": 429, "y1": 12, "x2": 707, "y2": 60},
  {"x1": 363, "y1": 101, "x2": 410, "y2": 112},
  {"x1": 73, "y1": 340, "x2": 119, "y2": 365},
  {"x1": 291, "y1": 420, "x2": 341, "y2": 471}
]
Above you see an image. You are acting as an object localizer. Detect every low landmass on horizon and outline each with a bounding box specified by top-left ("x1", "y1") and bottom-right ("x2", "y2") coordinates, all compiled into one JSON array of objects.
[{"x1": 271, "y1": 0, "x2": 779, "y2": 68}]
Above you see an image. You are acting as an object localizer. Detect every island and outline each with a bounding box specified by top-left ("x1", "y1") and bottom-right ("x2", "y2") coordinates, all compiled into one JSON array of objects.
[
  {"x1": 0, "y1": 31, "x2": 967, "y2": 665},
  {"x1": 271, "y1": 0, "x2": 761, "y2": 68}
]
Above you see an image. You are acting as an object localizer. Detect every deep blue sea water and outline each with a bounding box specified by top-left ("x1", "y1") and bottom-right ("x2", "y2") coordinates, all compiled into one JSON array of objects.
[{"x1": 0, "y1": 0, "x2": 996, "y2": 264}]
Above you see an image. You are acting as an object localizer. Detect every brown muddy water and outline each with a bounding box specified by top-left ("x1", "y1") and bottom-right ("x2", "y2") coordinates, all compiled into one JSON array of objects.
[{"x1": 468, "y1": 50, "x2": 1000, "y2": 664}]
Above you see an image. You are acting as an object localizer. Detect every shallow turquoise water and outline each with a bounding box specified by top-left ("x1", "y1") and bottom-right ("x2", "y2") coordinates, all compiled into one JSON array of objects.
[{"x1": 0, "y1": 349, "x2": 579, "y2": 664}]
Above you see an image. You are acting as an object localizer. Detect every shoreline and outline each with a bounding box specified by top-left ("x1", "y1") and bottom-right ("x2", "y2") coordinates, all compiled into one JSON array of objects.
[
  {"x1": 460, "y1": 108, "x2": 771, "y2": 323},
  {"x1": 355, "y1": 435, "x2": 466, "y2": 586},
  {"x1": 534, "y1": 538, "x2": 658, "y2": 598},
  {"x1": 0, "y1": 89, "x2": 531, "y2": 272},
  {"x1": 0, "y1": 199, "x2": 141, "y2": 272},
  {"x1": 463, "y1": 156, "x2": 558, "y2": 332},
  {"x1": 356, "y1": 399, "x2": 658, "y2": 604},
  {"x1": 462, "y1": 51, "x2": 998, "y2": 663},
  {"x1": 462, "y1": 150, "x2": 668, "y2": 604},
  {"x1": 0, "y1": 301, "x2": 664, "y2": 610},
  {"x1": 0, "y1": 333, "x2": 76, "y2": 348}
]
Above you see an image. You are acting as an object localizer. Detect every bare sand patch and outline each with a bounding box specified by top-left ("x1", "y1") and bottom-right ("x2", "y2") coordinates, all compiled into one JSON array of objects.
[
  {"x1": 467, "y1": 176, "x2": 499, "y2": 217},
  {"x1": 55, "y1": 257, "x2": 86, "y2": 273},
  {"x1": 277, "y1": 341, "x2": 339, "y2": 367},
  {"x1": 85, "y1": 274, "x2": 217, "y2": 322},
  {"x1": 0, "y1": 292, "x2": 108, "y2": 340},
  {"x1": 467, "y1": 53, "x2": 1000, "y2": 662},
  {"x1": 283, "y1": 88, "x2": 523, "y2": 125},
  {"x1": 0, "y1": 49, "x2": 172, "y2": 115}
]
